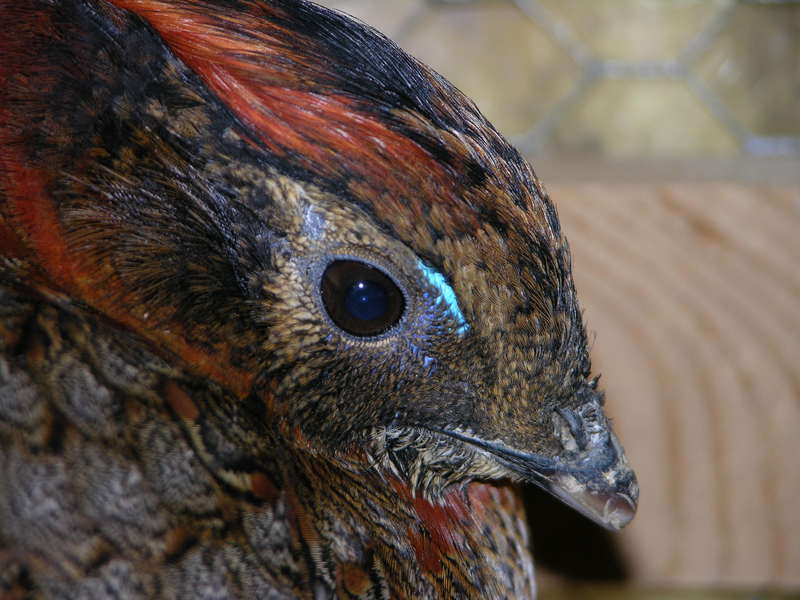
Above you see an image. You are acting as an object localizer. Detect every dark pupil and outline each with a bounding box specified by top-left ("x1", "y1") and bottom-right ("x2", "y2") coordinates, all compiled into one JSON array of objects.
[
  {"x1": 321, "y1": 260, "x2": 404, "y2": 337},
  {"x1": 345, "y1": 281, "x2": 388, "y2": 321}
]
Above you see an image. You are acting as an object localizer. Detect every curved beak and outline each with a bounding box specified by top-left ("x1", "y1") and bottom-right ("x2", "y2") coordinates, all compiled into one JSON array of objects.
[
  {"x1": 435, "y1": 398, "x2": 638, "y2": 531},
  {"x1": 536, "y1": 428, "x2": 638, "y2": 531}
]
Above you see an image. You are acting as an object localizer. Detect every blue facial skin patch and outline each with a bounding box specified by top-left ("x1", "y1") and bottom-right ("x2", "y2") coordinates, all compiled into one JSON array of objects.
[{"x1": 417, "y1": 260, "x2": 470, "y2": 335}]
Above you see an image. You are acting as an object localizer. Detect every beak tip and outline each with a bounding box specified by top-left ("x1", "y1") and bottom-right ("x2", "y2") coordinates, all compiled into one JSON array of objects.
[
  {"x1": 599, "y1": 489, "x2": 637, "y2": 530},
  {"x1": 594, "y1": 469, "x2": 639, "y2": 530},
  {"x1": 549, "y1": 469, "x2": 638, "y2": 531}
]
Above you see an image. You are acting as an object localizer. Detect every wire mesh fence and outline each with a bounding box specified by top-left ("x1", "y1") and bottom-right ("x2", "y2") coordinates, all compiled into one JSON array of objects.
[{"x1": 317, "y1": 0, "x2": 800, "y2": 158}]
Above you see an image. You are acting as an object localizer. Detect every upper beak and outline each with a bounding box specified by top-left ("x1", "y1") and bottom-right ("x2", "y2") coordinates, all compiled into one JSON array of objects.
[{"x1": 436, "y1": 398, "x2": 638, "y2": 531}]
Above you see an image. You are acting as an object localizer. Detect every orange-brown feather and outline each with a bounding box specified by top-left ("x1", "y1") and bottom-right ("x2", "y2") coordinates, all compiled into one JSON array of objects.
[{"x1": 106, "y1": 0, "x2": 479, "y2": 234}]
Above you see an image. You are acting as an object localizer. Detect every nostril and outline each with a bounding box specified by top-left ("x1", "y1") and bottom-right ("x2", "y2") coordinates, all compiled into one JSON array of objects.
[{"x1": 554, "y1": 407, "x2": 588, "y2": 451}]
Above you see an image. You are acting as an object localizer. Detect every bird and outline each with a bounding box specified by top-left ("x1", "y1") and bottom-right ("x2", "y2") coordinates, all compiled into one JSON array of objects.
[{"x1": 0, "y1": 0, "x2": 638, "y2": 597}]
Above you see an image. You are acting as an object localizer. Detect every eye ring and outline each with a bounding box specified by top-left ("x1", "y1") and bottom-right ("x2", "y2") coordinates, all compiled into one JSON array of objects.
[{"x1": 320, "y1": 259, "x2": 406, "y2": 338}]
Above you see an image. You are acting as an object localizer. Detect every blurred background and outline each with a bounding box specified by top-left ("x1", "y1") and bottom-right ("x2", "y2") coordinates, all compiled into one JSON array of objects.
[{"x1": 316, "y1": 0, "x2": 800, "y2": 597}]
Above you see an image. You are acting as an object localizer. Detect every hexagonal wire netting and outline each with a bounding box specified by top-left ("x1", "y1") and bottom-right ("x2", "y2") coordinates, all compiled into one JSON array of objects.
[{"x1": 317, "y1": 0, "x2": 800, "y2": 158}]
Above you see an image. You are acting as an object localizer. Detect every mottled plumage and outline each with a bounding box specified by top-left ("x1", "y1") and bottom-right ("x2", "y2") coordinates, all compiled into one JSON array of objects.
[{"x1": 0, "y1": 0, "x2": 637, "y2": 597}]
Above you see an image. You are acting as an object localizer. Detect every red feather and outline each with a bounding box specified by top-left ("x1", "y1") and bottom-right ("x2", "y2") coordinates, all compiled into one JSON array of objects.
[{"x1": 107, "y1": 0, "x2": 478, "y2": 234}]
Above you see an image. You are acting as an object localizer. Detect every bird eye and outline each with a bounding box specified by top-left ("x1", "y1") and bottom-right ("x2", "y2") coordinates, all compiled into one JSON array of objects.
[{"x1": 321, "y1": 260, "x2": 405, "y2": 337}]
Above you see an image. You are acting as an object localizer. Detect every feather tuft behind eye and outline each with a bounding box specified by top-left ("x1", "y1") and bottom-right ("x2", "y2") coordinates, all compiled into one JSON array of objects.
[{"x1": 321, "y1": 260, "x2": 405, "y2": 337}]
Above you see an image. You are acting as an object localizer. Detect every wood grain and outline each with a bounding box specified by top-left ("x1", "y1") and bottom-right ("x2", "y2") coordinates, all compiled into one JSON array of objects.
[
  {"x1": 550, "y1": 183, "x2": 800, "y2": 589},
  {"x1": 542, "y1": 586, "x2": 796, "y2": 600}
]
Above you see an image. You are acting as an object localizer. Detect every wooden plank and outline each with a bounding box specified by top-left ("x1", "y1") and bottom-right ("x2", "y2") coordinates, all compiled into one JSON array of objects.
[
  {"x1": 547, "y1": 184, "x2": 800, "y2": 589},
  {"x1": 541, "y1": 586, "x2": 797, "y2": 600}
]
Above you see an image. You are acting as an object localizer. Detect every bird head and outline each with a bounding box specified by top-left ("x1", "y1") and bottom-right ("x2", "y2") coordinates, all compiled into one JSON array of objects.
[{"x1": 0, "y1": 0, "x2": 636, "y2": 530}]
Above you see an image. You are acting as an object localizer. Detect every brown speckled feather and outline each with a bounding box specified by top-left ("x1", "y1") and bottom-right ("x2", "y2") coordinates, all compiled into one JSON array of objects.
[{"x1": 0, "y1": 1, "x2": 636, "y2": 597}]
